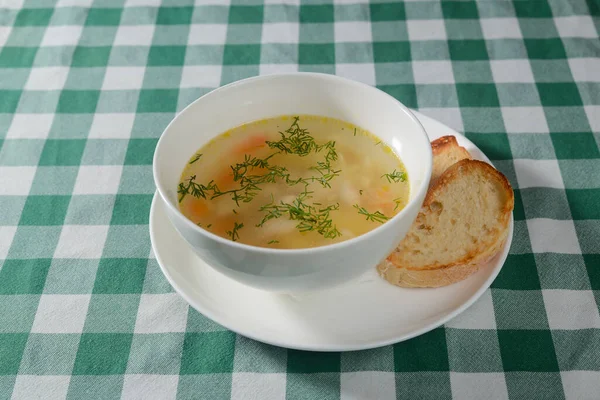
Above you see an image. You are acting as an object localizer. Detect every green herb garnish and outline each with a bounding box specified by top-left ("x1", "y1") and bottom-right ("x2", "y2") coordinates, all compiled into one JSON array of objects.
[
  {"x1": 381, "y1": 169, "x2": 407, "y2": 183},
  {"x1": 177, "y1": 175, "x2": 219, "y2": 203},
  {"x1": 226, "y1": 222, "x2": 244, "y2": 242},
  {"x1": 189, "y1": 152, "x2": 203, "y2": 164},
  {"x1": 354, "y1": 204, "x2": 389, "y2": 223},
  {"x1": 393, "y1": 197, "x2": 403, "y2": 211},
  {"x1": 267, "y1": 240, "x2": 279, "y2": 244}
]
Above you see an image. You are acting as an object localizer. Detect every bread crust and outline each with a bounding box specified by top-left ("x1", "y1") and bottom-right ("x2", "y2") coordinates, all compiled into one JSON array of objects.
[
  {"x1": 378, "y1": 159, "x2": 514, "y2": 288},
  {"x1": 430, "y1": 136, "x2": 472, "y2": 183}
]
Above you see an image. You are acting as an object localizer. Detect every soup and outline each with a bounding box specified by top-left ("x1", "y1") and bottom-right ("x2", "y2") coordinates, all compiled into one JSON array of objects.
[{"x1": 177, "y1": 115, "x2": 410, "y2": 249}]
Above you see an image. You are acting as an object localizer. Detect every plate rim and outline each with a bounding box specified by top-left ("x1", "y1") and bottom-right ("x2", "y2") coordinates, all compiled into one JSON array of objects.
[{"x1": 149, "y1": 110, "x2": 514, "y2": 351}]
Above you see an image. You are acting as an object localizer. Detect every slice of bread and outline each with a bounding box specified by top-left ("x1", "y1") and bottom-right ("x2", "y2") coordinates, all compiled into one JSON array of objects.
[
  {"x1": 378, "y1": 159, "x2": 514, "y2": 288},
  {"x1": 431, "y1": 136, "x2": 472, "y2": 183}
]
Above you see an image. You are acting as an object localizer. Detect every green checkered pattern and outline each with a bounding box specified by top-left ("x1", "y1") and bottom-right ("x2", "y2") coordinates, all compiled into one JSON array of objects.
[{"x1": 1, "y1": 0, "x2": 599, "y2": 398}]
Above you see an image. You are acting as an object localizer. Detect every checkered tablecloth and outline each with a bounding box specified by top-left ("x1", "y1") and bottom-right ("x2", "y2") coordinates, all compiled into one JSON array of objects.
[{"x1": 1, "y1": 0, "x2": 599, "y2": 399}]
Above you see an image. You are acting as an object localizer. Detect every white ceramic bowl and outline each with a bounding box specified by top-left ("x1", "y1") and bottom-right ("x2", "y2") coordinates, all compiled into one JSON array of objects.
[{"x1": 153, "y1": 73, "x2": 432, "y2": 292}]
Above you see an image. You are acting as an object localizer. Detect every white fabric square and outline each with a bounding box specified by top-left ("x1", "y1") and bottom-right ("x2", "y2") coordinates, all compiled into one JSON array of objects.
[
  {"x1": 0, "y1": 226, "x2": 17, "y2": 260},
  {"x1": 543, "y1": 290, "x2": 600, "y2": 330},
  {"x1": 501, "y1": 107, "x2": 549, "y2": 133},
  {"x1": 53, "y1": 225, "x2": 110, "y2": 259},
  {"x1": 554, "y1": 16, "x2": 598, "y2": 38},
  {"x1": 25, "y1": 67, "x2": 70, "y2": 90},
  {"x1": 259, "y1": 64, "x2": 298, "y2": 75},
  {"x1": 134, "y1": 293, "x2": 189, "y2": 333},
  {"x1": 0, "y1": 166, "x2": 36, "y2": 195},
  {"x1": 340, "y1": 371, "x2": 395, "y2": 400},
  {"x1": 57, "y1": 0, "x2": 93, "y2": 6},
  {"x1": 335, "y1": 63, "x2": 375, "y2": 86},
  {"x1": 180, "y1": 65, "x2": 222, "y2": 88},
  {"x1": 481, "y1": 18, "x2": 523, "y2": 39},
  {"x1": 113, "y1": 25, "x2": 155, "y2": 46},
  {"x1": 407, "y1": 20, "x2": 447, "y2": 40},
  {"x1": 0, "y1": 27, "x2": 11, "y2": 48},
  {"x1": 2, "y1": 0, "x2": 24, "y2": 9},
  {"x1": 88, "y1": 113, "x2": 135, "y2": 139},
  {"x1": 73, "y1": 166, "x2": 123, "y2": 195},
  {"x1": 11, "y1": 376, "x2": 71, "y2": 400},
  {"x1": 31, "y1": 295, "x2": 91, "y2": 333},
  {"x1": 125, "y1": 0, "x2": 162, "y2": 5},
  {"x1": 121, "y1": 375, "x2": 178, "y2": 400},
  {"x1": 562, "y1": 371, "x2": 600, "y2": 400},
  {"x1": 514, "y1": 159, "x2": 564, "y2": 189},
  {"x1": 231, "y1": 373, "x2": 286, "y2": 400},
  {"x1": 102, "y1": 67, "x2": 145, "y2": 90},
  {"x1": 412, "y1": 61, "x2": 454, "y2": 84},
  {"x1": 450, "y1": 372, "x2": 508, "y2": 400},
  {"x1": 262, "y1": 22, "x2": 299, "y2": 44},
  {"x1": 194, "y1": 0, "x2": 232, "y2": 4},
  {"x1": 490, "y1": 60, "x2": 535, "y2": 83},
  {"x1": 418, "y1": 108, "x2": 464, "y2": 133},
  {"x1": 445, "y1": 290, "x2": 497, "y2": 329},
  {"x1": 568, "y1": 58, "x2": 600, "y2": 82},
  {"x1": 335, "y1": 21, "x2": 372, "y2": 43},
  {"x1": 7, "y1": 114, "x2": 55, "y2": 139},
  {"x1": 585, "y1": 106, "x2": 600, "y2": 132},
  {"x1": 527, "y1": 219, "x2": 581, "y2": 255},
  {"x1": 263, "y1": 0, "x2": 299, "y2": 4},
  {"x1": 41, "y1": 26, "x2": 83, "y2": 46},
  {"x1": 188, "y1": 24, "x2": 228, "y2": 45}
]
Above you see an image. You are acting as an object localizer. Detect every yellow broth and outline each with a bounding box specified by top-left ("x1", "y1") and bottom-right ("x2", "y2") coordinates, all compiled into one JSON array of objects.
[{"x1": 177, "y1": 115, "x2": 410, "y2": 249}]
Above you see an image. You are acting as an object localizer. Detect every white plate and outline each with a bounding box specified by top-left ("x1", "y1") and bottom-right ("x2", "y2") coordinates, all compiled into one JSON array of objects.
[{"x1": 149, "y1": 110, "x2": 514, "y2": 351}]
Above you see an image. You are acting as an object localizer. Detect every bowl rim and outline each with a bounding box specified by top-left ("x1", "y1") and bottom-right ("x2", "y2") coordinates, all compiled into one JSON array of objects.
[{"x1": 153, "y1": 72, "x2": 432, "y2": 255}]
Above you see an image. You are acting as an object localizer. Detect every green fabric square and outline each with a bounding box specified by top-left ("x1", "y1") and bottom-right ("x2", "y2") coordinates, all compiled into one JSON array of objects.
[
  {"x1": 496, "y1": 83, "x2": 541, "y2": 106},
  {"x1": 442, "y1": 1, "x2": 479, "y2": 18},
  {"x1": 7, "y1": 226, "x2": 62, "y2": 259},
  {"x1": 120, "y1": 6, "x2": 158, "y2": 25},
  {"x1": 142, "y1": 259, "x2": 174, "y2": 294},
  {"x1": 509, "y1": 134, "x2": 555, "y2": 159},
  {"x1": 514, "y1": 0, "x2": 553, "y2": 17},
  {"x1": 71, "y1": 46, "x2": 111, "y2": 67},
  {"x1": 180, "y1": 332, "x2": 236, "y2": 374},
  {"x1": 375, "y1": 62, "x2": 414, "y2": 85},
  {"x1": 445, "y1": 19, "x2": 484, "y2": 40},
  {"x1": 49, "y1": 6, "x2": 88, "y2": 26},
  {"x1": 191, "y1": 5, "x2": 229, "y2": 23},
  {"x1": 5, "y1": 27, "x2": 45, "y2": 47},
  {"x1": 525, "y1": 39, "x2": 567, "y2": 59},
  {"x1": 537, "y1": 83, "x2": 583, "y2": 106},
  {"x1": 559, "y1": 160, "x2": 600, "y2": 189},
  {"x1": 147, "y1": 46, "x2": 186, "y2": 66},
  {"x1": 396, "y1": 372, "x2": 451, "y2": 400},
  {"x1": 78, "y1": 26, "x2": 119, "y2": 46},
  {"x1": 0, "y1": 259, "x2": 51, "y2": 295},
  {"x1": 578, "y1": 82, "x2": 600, "y2": 105},
  {"x1": 0, "y1": 139, "x2": 44, "y2": 166},
  {"x1": 334, "y1": 4, "x2": 369, "y2": 21},
  {"x1": 93, "y1": 258, "x2": 147, "y2": 294},
  {"x1": 85, "y1": 8, "x2": 122, "y2": 26},
  {"x1": 536, "y1": 253, "x2": 591, "y2": 290},
  {"x1": 19, "y1": 195, "x2": 71, "y2": 226},
  {"x1": 446, "y1": 329, "x2": 503, "y2": 372},
  {"x1": 131, "y1": 113, "x2": 174, "y2": 138},
  {"x1": 0, "y1": 197, "x2": 26, "y2": 225},
  {"x1": 553, "y1": 330, "x2": 600, "y2": 370},
  {"x1": 186, "y1": 308, "x2": 225, "y2": 333},
  {"x1": 0, "y1": 91, "x2": 21, "y2": 113},
  {"x1": 73, "y1": 333, "x2": 133, "y2": 375},
  {"x1": 116, "y1": 167, "x2": 154, "y2": 196},
  {"x1": 575, "y1": 220, "x2": 600, "y2": 254},
  {"x1": 222, "y1": 44, "x2": 260, "y2": 65},
  {"x1": 81, "y1": 139, "x2": 128, "y2": 165},
  {"x1": 137, "y1": 90, "x2": 178, "y2": 113},
  {"x1": 63, "y1": 67, "x2": 106, "y2": 90},
  {"x1": 551, "y1": 132, "x2": 600, "y2": 159},
  {"x1": 492, "y1": 254, "x2": 541, "y2": 290},
  {"x1": 548, "y1": 0, "x2": 594, "y2": 16},
  {"x1": 286, "y1": 373, "x2": 340, "y2": 400},
  {"x1": 33, "y1": 46, "x2": 76, "y2": 67},
  {"x1": 0, "y1": 47, "x2": 37, "y2": 68},
  {"x1": 373, "y1": 41, "x2": 411, "y2": 62},
  {"x1": 229, "y1": 5, "x2": 263, "y2": 24},
  {"x1": 456, "y1": 83, "x2": 500, "y2": 107},
  {"x1": 563, "y1": 38, "x2": 600, "y2": 58},
  {"x1": 43, "y1": 259, "x2": 100, "y2": 294},
  {"x1": 409, "y1": 40, "x2": 450, "y2": 60},
  {"x1": 509, "y1": 220, "x2": 533, "y2": 254},
  {"x1": 300, "y1": 4, "x2": 334, "y2": 23},
  {"x1": 521, "y1": 188, "x2": 572, "y2": 220},
  {"x1": 519, "y1": 18, "x2": 560, "y2": 39},
  {"x1": 287, "y1": 350, "x2": 340, "y2": 373},
  {"x1": 67, "y1": 376, "x2": 124, "y2": 400},
  {"x1": 371, "y1": 20, "x2": 408, "y2": 41},
  {"x1": 452, "y1": 61, "x2": 493, "y2": 83},
  {"x1": 48, "y1": 114, "x2": 94, "y2": 139},
  {"x1": 298, "y1": 43, "x2": 334, "y2": 64},
  {"x1": 14, "y1": 8, "x2": 53, "y2": 26},
  {"x1": 176, "y1": 375, "x2": 232, "y2": 400},
  {"x1": 486, "y1": 39, "x2": 528, "y2": 60},
  {"x1": 512, "y1": 189, "x2": 526, "y2": 221},
  {"x1": 498, "y1": 330, "x2": 559, "y2": 371},
  {"x1": 493, "y1": 289, "x2": 550, "y2": 329},
  {"x1": 370, "y1": 2, "x2": 405, "y2": 21},
  {"x1": 141, "y1": 66, "x2": 183, "y2": 89},
  {"x1": 96, "y1": 90, "x2": 139, "y2": 113},
  {"x1": 505, "y1": 372, "x2": 565, "y2": 400},
  {"x1": 0, "y1": 334, "x2": 28, "y2": 374},
  {"x1": 184, "y1": 44, "x2": 223, "y2": 65},
  {"x1": 299, "y1": 23, "x2": 334, "y2": 43},
  {"x1": 378, "y1": 84, "x2": 417, "y2": 108},
  {"x1": 335, "y1": 42, "x2": 373, "y2": 63},
  {"x1": 178, "y1": 88, "x2": 211, "y2": 112},
  {"x1": 84, "y1": 294, "x2": 140, "y2": 333},
  {"x1": 448, "y1": 40, "x2": 488, "y2": 60},
  {"x1": 259, "y1": 43, "x2": 297, "y2": 64},
  {"x1": 263, "y1": 4, "x2": 297, "y2": 23},
  {"x1": 19, "y1": 333, "x2": 79, "y2": 375},
  {"x1": 585, "y1": 255, "x2": 600, "y2": 289},
  {"x1": 405, "y1": 2, "x2": 444, "y2": 19},
  {"x1": 108, "y1": 46, "x2": 149, "y2": 66},
  {"x1": 416, "y1": 84, "x2": 459, "y2": 107},
  {"x1": 56, "y1": 90, "x2": 100, "y2": 113},
  {"x1": 156, "y1": 6, "x2": 193, "y2": 25},
  {"x1": 0, "y1": 295, "x2": 39, "y2": 333},
  {"x1": 39, "y1": 139, "x2": 86, "y2": 166},
  {"x1": 232, "y1": 335, "x2": 287, "y2": 372},
  {"x1": 394, "y1": 328, "x2": 449, "y2": 371},
  {"x1": 341, "y1": 346, "x2": 393, "y2": 372},
  {"x1": 123, "y1": 138, "x2": 158, "y2": 165},
  {"x1": 545, "y1": 106, "x2": 591, "y2": 132},
  {"x1": 111, "y1": 194, "x2": 153, "y2": 225},
  {"x1": 127, "y1": 333, "x2": 185, "y2": 374},
  {"x1": 29, "y1": 167, "x2": 78, "y2": 195},
  {"x1": 65, "y1": 195, "x2": 115, "y2": 226},
  {"x1": 225, "y1": 24, "x2": 263, "y2": 45},
  {"x1": 566, "y1": 189, "x2": 600, "y2": 219},
  {"x1": 465, "y1": 133, "x2": 511, "y2": 160}
]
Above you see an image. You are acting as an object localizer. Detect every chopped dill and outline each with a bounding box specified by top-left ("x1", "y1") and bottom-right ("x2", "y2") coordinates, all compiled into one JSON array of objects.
[
  {"x1": 226, "y1": 222, "x2": 244, "y2": 242},
  {"x1": 189, "y1": 152, "x2": 203, "y2": 164},
  {"x1": 381, "y1": 169, "x2": 407, "y2": 183},
  {"x1": 177, "y1": 175, "x2": 219, "y2": 203},
  {"x1": 353, "y1": 204, "x2": 389, "y2": 224},
  {"x1": 267, "y1": 240, "x2": 279, "y2": 244},
  {"x1": 393, "y1": 197, "x2": 403, "y2": 211}
]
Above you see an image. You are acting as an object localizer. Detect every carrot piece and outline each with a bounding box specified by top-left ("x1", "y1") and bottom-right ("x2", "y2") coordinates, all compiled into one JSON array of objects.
[
  {"x1": 233, "y1": 133, "x2": 267, "y2": 154},
  {"x1": 184, "y1": 199, "x2": 208, "y2": 220}
]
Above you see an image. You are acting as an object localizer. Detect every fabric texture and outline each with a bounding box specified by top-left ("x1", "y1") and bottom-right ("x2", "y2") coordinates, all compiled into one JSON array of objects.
[{"x1": 0, "y1": 0, "x2": 599, "y2": 399}]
